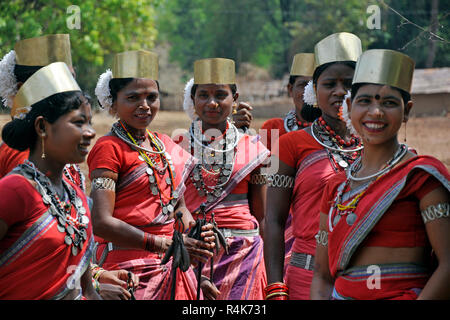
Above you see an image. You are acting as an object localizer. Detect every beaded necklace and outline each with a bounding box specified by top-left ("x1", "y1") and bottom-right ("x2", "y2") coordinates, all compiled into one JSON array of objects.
[
  {"x1": 283, "y1": 110, "x2": 311, "y2": 132},
  {"x1": 111, "y1": 121, "x2": 178, "y2": 215},
  {"x1": 311, "y1": 117, "x2": 363, "y2": 170},
  {"x1": 14, "y1": 160, "x2": 89, "y2": 256},
  {"x1": 189, "y1": 119, "x2": 239, "y2": 203},
  {"x1": 328, "y1": 144, "x2": 407, "y2": 231}
]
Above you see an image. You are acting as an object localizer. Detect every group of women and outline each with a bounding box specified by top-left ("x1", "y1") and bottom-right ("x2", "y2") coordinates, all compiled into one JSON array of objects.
[{"x1": 0, "y1": 31, "x2": 448, "y2": 300}]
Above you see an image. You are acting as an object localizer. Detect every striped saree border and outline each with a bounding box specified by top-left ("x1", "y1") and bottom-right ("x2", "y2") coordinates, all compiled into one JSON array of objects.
[
  {"x1": 0, "y1": 210, "x2": 54, "y2": 267},
  {"x1": 51, "y1": 238, "x2": 95, "y2": 300},
  {"x1": 338, "y1": 164, "x2": 450, "y2": 271}
]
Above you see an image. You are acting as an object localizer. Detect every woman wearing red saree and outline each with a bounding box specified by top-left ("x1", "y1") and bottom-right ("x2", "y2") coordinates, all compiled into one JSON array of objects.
[
  {"x1": 259, "y1": 53, "x2": 319, "y2": 279},
  {"x1": 311, "y1": 49, "x2": 450, "y2": 300},
  {"x1": 0, "y1": 62, "x2": 99, "y2": 299},
  {"x1": 264, "y1": 33, "x2": 364, "y2": 300},
  {"x1": 177, "y1": 58, "x2": 269, "y2": 300},
  {"x1": 88, "y1": 50, "x2": 214, "y2": 300}
]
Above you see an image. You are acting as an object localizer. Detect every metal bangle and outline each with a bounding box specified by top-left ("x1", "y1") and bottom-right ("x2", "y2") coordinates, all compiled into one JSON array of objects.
[
  {"x1": 267, "y1": 174, "x2": 294, "y2": 188},
  {"x1": 249, "y1": 173, "x2": 268, "y2": 185},
  {"x1": 92, "y1": 177, "x2": 116, "y2": 191},
  {"x1": 315, "y1": 230, "x2": 328, "y2": 246},
  {"x1": 421, "y1": 202, "x2": 449, "y2": 224}
]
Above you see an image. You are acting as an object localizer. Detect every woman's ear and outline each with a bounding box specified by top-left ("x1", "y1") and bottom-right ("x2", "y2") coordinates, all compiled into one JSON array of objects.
[
  {"x1": 287, "y1": 83, "x2": 293, "y2": 98},
  {"x1": 403, "y1": 100, "x2": 413, "y2": 123},
  {"x1": 346, "y1": 96, "x2": 352, "y2": 114},
  {"x1": 34, "y1": 116, "x2": 47, "y2": 135}
]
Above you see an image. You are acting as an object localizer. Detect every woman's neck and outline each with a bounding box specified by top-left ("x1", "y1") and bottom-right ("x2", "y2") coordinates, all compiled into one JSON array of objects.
[
  {"x1": 360, "y1": 138, "x2": 401, "y2": 173},
  {"x1": 120, "y1": 120, "x2": 147, "y2": 138},
  {"x1": 201, "y1": 120, "x2": 228, "y2": 136},
  {"x1": 28, "y1": 152, "x2": 65, "y2": 192},
  {"x1": 321, "y1": 113, "x2": 350, "y2": 139}
]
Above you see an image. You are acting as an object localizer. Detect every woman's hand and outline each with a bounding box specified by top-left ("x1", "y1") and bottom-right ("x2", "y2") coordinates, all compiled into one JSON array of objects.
[
  {"x1": 232, "y1": 102, "x2": 253, "y2": 129},
  {"x1": 183, "y1": 221, "x2": 215, "y2": 264},
  {"x1": 200, "y1": 276, "x2": 220, "y2": 300},
  {"x1": 98, "y1": 283, "x2": 132, "y2": 300},
  {"x1": 98, "y1": 269, "x2": 139, "y2": 290}
]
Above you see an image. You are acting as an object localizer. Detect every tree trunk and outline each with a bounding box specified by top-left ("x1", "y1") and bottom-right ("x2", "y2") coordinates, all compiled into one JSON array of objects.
[{"x1": 425, "y1": 0, "x2": 439, "y2": 68}]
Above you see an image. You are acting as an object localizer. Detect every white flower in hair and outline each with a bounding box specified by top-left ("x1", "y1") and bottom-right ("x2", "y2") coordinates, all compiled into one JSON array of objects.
[
  {"x1": 95, "y1": 69, "x2": 113, "y2": 109},
  {"x1": 303, "y1": 80, "x2": 316, "y2": 106},
  {"x1": 0, "y1": 50, "x2": 18, "y2": 108},
  {"x1": 183, "y1": 78, "x2": 195, "y2": 120},
  {"x1": 341, "y1": 90, "x2": 358, "y2": 136}
]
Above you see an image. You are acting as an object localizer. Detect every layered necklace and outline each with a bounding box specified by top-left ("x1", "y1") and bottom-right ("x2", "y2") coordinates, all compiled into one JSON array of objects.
[
  {"x1": 311, "y1": 116, "x2": 363, "y2": 170},
  {"x1": 188, "y1": 119, "x2": 239, "y2": 203},
  {"x1": 16, "y1": 160, "x2": 89, "y2": 256},
  {"x1": 328, "y1": 143, "x2": 408, "y2": 231},
  {"x1": 283, "y1": 110, "x2": 311, "y2": 132},
  {"x1": 112, "y1": 121, "x2": 178, "y2": 215}
]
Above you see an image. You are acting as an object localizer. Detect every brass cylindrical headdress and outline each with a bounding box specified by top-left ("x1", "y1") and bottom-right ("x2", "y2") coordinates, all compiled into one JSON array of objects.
[
  {"x1": 352, "y1": 49, "x2": 415, "y2": 93},
  {"x1": 112, "y1": 50, "x2": 158, "y2": 80},
  {"x1": 314, "y1": 32, "x2": 362, "y2": 67},
  {"x1": 194, "y1": 58, "x2": 235, "y2": 84},
  {"x1": 14, "y1": 34, "x2": 72, "y2": 67},
  {"x1": 290, "y1": 53, "x2": 315, "y2": 77},
  {"x1": 12, "y1": 62, "x2": 80, "y2": 119}
]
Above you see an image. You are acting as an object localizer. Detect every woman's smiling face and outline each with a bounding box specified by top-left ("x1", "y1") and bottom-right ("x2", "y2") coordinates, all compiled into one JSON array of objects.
[
  {"x1": 348, "y1": 84, "x2": 412, "y2": 145},
  {"x1": 192, "y1": 84, "x2": 236, "y2": 129},
  {"x1": 111, "y1": 78, "x2": 160, "y2": 132}
]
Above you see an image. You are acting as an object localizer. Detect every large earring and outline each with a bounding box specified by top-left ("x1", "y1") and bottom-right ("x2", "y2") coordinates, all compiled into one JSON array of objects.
[
  {"x1": 404, "y1": 121, "x2": 407, "y2": 143},
  {"x1": 232, "y1": 102, "x2": 238, "y2": 115},
  {"x1": 41, "y1": 133, "x2": 46, "y2": 159}
]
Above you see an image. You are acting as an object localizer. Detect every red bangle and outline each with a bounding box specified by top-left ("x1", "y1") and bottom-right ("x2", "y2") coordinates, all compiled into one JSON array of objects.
[{"x1": 264, "y1": 282, "x2": 289, "y2": 300}]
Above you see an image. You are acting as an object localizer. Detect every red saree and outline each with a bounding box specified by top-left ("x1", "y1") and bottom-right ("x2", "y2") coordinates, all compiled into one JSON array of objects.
[
  {"x1": 179, "y1": 132, "x2": 270, "y2": 300},
  {"x1": 87, "y1": 132, "x2": 199, "y2": 300},
  {"x1": 0, "y1": 142, "x2": 29, "y2": 179},
  {"x1": 277, "y1": 129, "x2": 342, "y2": 299},
  {"x1": 321, "y1": 156, "x2": 450, "y2": 300},
  {"x1": 0, "y1": 174, "x2": 94, "y2": 300}
]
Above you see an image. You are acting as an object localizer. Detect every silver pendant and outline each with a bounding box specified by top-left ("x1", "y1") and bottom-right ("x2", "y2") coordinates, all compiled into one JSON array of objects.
[
  {"x1": 138, "y1": 155, "x2": 145, "y2": 162},
  {"x1": 166, "y1": 177, "x2": 172, "y2": 185},
  {"x1": 79, "y1": 207, "x2": 86, "y2": 215},
  {"x1": 74, "y1": 198, "x2": 83, "y2": 208},
  {"x1": 346, "y1": 212, "x2": 357, "y2": 226},
  {"x1": 71, "y1": 245, "x2": 78, "y2": 256},
  {"x1": 151, "y1": 186, "x2": 159, "y2": 195},
  {"x1": 146, "y1": 168, "x2": 153, "y2": 175},
  {"x1": 81, "y1": 215, "x2": 89, "y2": 225},
  {"x1": 57, "y1": 224, "x2": 65, "y2": 233},
  {"x1": 66, "y1": 225, "x2": 74, "y2": 235},
  {"x1": 167, "y1": 204, "x2": 174, "y2": 213},
  {"x1": 338, "y1": 160, "x2": 348, "y2": 168},
  {"x1": 333, "y1": 214, "x2": 341, "y2": 227},
  {"x1": 64, "y1": 235, "x2": 73, "y2": 245},
  {"x1": 42, "y1": 194, "x2": 52, "y2": 205}
]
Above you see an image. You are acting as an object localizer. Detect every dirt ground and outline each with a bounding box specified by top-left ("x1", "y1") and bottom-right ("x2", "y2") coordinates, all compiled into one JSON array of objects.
[{"x1": 1, "y1": 111, "x2": 449, "y2": 192}]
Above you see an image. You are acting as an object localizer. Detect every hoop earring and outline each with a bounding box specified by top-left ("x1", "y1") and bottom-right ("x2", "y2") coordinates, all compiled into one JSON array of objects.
[{"x1": 41, "y1": 133, "x2": 46, "y2": 159}]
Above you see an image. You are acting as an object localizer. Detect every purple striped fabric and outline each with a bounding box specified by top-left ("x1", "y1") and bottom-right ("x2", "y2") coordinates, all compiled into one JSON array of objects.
[{"x1": 200, "y1": 235, "x2": 266, "y2": 300}]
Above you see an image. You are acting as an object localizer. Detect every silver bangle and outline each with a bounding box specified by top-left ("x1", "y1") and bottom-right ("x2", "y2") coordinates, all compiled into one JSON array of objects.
[
  {"x1": 249, "y1": 173, "x2": 268, "y2": 185},
  {"x1": 315, "y1": 230, "x2": 328, "y2": 246},
  {"x1": 268, "y1": 174, "x2": 294, "y2": 188},
  {"x1": 92, "y1": 177, "x2": 116, "y2": 191},
  {"x1": 421, "y1": 202, "x2": 449, "y2": 224}
]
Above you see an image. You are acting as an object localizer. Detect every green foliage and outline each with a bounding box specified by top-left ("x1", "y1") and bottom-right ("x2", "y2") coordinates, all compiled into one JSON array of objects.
[{"x1": 0, "y1": 0, "x2": 160, "y2": 99}]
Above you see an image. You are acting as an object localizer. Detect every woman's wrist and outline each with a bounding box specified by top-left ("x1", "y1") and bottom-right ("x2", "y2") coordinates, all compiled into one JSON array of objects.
[
  {"x1": 264, "y1": 282, "x2": 289, "y2": 300},
  {"x1": 143, "y1": 232, "x2": 169, "y2": 254}
]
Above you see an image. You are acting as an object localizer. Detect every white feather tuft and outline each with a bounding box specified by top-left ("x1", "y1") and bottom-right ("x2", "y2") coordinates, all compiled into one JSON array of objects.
[
  {"x1": 183, "y1": 78, "x2": 195, "y2": 120},
  {"x1": 303, "y1": 80, "x2": 317, "y2": 106},
  {"x1": 341, "y1": 90, "x2": 358, "y2": 135},
  {"x1": 0, "y1": 50, "x2": 18, "y2": 108},
  {"x1": 95, "y1": 69, "x2": 113, "y2": 109}
]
